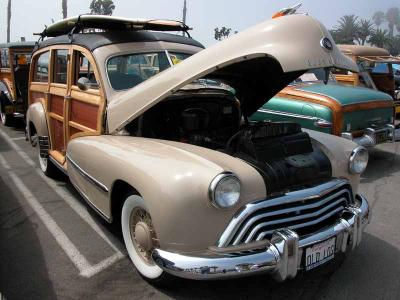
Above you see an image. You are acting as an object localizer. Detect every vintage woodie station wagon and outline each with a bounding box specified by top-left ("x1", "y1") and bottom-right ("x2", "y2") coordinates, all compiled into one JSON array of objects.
[
  {"x1": 335, "y1": 45, "x2": 400, "y2": 114},
  {"x1": 26, "y1": 14, "x2": 370, "y2": 281},
  {"x1": 0, "y1": 41, "x2": 36, "y2": 125},
  {"x1": 252, "y1": 68, "x2": 400, "y2": 147}
]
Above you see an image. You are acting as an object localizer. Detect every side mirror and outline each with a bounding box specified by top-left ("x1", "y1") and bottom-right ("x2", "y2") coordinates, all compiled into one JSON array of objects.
[{"x1": 77, "y1": 77, "x2": 91, "y2": 91}]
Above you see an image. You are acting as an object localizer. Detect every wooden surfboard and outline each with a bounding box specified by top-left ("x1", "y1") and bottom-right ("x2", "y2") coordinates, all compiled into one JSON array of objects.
[{"x1": 39, "y1": 15, "x2": 191, "y2": 37}]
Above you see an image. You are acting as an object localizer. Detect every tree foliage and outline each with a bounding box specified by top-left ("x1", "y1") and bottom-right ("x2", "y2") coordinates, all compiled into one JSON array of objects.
[
  {"x1": 331, "y1": 7, "x2": 400, "y2": 55},
  {"x1": 62, "y1": 0, "x2": 67, "y2": 19},
  {"x1": 90, "y1": 0, "x2": 115, "y2": 16},
  {"x1": 214, "y1": 27, "x2": 232, "y2": 41},
  {"x1": 372, "y1": 11, "x2": 385, "y2": 28},
  {"x1": 358, "y1": 19, "x2": 375, "y2": 45},
  {"x1": 385, "y1": 7, "x2": 400, "y2": 37}
]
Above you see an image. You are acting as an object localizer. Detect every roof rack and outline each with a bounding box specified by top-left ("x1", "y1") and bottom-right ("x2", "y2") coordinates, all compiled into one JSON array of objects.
[{"x1": 35, "y1": 15, "x2": 192, "y2": 39}]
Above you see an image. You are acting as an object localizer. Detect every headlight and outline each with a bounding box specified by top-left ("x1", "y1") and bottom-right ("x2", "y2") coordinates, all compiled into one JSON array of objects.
[
  {"x1": 209, "y1": 173, "x2": 241, "y2": 209},
  {"x1": 349, "y1": 146, "x2": 368, "y2": 174}
]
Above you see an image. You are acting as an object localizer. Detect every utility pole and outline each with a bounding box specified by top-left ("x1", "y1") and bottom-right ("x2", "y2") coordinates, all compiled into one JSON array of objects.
[
  {"x1": 7, "y1": 0, "x2": 11, "y2": 42},
  {"x1": 182, "y1": 0, "x2": 187, "y2": 36}
]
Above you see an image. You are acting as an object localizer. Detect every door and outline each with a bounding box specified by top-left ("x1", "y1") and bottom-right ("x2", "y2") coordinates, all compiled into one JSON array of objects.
[
  {"x1": 66, "y1": 47, "x2": 104, "y2": 144},
  {"x1": 46, "y1": 48, "x2": 71, "y2": 165}
]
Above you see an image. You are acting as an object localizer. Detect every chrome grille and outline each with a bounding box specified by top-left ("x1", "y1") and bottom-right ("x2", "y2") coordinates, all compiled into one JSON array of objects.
[{"x1": 217, "y1": 179, "x2": 352, "y2": 247}]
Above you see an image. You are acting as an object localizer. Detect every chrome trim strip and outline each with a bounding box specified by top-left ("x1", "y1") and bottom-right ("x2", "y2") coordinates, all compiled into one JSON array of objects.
[
  {"x1": 69, "y1": 179, "x2": 112, "y2": 223},
  {"x1": 257, "y1": 108, "x2": 322, "y2": 121},
  {"x1": 255, "y1": 205, "x2": 345, "y2": 242},
  {"x1": 66, "y1": 155, "x2": 109, "y2": 193},
  {"x1": 217, "y1": 179, "x2": 350, "y2": 247},
  {"x1": 232, "y1": 190, "x2": 350, "y2": 245}
]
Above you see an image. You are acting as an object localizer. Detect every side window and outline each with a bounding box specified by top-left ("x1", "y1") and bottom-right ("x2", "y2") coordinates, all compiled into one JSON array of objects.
[
  {"x1": 53, "y1": 50, "x2": 69, "y2": 84},
  {"x1": 74, "y1": 51, "x2": 98, "y2": 89},
  {"x1": 1, "y1": 48, "x2": 10, "y2": 68},
  {"x1": 33, "y1": 51, "x2": 50, "y2": 82}
]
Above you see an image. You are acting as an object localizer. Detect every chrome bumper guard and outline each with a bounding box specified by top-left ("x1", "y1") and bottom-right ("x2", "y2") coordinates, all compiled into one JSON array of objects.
[
  {"x1": 152, "y1": 195, "x2": 369, "y2": 281},
  {"x1": 341, "y1": 124, "x2": 400, "y2": 147}
]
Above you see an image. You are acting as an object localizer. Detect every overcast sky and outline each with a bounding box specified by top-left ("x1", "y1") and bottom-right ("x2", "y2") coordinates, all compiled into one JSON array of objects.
[{"x1": 0, "y1": 0, "x2": 399, "y2": 46}]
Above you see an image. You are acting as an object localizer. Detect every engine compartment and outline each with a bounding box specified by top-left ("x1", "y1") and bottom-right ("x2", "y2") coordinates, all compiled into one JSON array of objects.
[{"x1": 126, "y1": 89, "x2": 332, "y2": 194}]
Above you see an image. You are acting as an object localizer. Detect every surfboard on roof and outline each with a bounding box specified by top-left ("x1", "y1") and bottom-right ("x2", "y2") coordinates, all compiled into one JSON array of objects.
[{"x1": 39, "y1": 15, "x2": 191, "y2": 38}]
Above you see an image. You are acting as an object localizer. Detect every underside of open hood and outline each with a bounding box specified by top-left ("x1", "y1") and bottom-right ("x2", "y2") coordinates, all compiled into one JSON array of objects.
[{"x1": 107, "y1": 14, "x2": 358, "y2": 134}]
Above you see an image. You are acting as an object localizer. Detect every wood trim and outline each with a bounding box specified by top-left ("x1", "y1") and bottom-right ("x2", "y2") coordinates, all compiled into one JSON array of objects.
[
  {"x1": 49, "y1": 150, "x2": 66, "y2": 165},
  {"x1": 70, "y1": 130, "x2": 101, "y2": 140},
  {"x1": 69, "y1": 121, "x2": 97, "y2": 132},
  {"x1": 48, "y1": 112, "x2": 64, "y2": 122},
  {"x1": 342, "y1": 101, "x2": 395, "y2": 113},
  {"x1": 49, "y1": 85, "x2": 67, "y2": 97},
  {"x1": 278, "y1": 87, "x2": 344, "y2": 135}
]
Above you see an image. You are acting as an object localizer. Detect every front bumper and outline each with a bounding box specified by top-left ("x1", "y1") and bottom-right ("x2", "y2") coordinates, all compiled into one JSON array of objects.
[
  {"x1": 152, "y1": 194, "x2": 370, "y2": 281},
  {"x1": 341, "y1": 124, "x2": 400, "y2": 147}
]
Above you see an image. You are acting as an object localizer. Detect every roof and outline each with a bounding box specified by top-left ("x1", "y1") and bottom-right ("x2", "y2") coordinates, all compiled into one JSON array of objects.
[
  {"x1": 0, "y1": 41, "x2": 36, "y2": 49},
  {"x1": 338, "y1": 44, "x2": 390, "y2": 56},
  {"x1": 40, "y1": 15, "x2": 191, "y2": 38},
  {"x1": 35, "y1": 31, "x2": 204, "y2": 52}
]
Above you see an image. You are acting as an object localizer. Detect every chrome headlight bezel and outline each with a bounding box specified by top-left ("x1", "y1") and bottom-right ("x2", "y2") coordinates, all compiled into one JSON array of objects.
[
  {"x1": 209, "y1": 173, "x2": 241, "y2": 209},
  {"x1": 349, "y1": 146, "x2": 369, "y2": 174}
]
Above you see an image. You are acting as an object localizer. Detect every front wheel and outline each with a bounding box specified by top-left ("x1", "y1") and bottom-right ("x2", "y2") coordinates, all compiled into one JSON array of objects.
[
  {"x1": 37, "y1": 144, "x2": 60, "y2": 178},
  {"x1": 121, "y1": 195, "x2": 165, "y2": 280}
]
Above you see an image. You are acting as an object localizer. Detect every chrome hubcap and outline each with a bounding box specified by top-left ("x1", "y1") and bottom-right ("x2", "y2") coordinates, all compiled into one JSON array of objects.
[{"x1": 129, "y1": 208, "x2": 156, "y2": 265}]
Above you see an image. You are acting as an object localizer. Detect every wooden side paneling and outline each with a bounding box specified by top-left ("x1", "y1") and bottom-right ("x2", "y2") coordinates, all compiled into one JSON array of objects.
[
  {"x1": 50, "y1": 95, "x2": 64, "y2": 116},
  {"x1": 30, "y1": 91, "x2": 45, "y2": 104},
  {"x1": 70, "y1": 100, "x2": 98, "y2": 130},
  {"x1": 50, "y1": 118, "x2": 65, "y2": 153}
]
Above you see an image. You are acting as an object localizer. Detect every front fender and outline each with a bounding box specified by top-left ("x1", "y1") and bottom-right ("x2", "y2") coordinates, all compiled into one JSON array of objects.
[
  {"x1": 304, "y1": 129, "x2": 361, "y2": 193},
  {"x1": 67, "y1": 135, "x2": 266, "y2": 252},
  {"x1": 26, "y1": 102, "x2": 48, "y2": 142}
]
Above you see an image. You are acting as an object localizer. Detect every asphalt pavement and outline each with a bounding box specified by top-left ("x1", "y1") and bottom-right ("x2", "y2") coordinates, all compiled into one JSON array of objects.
[{"x1": 1, "y1": 121, "x2": 400, "y2": 300}]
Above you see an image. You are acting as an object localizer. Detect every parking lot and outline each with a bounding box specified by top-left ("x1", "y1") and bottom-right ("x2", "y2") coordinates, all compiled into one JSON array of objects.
[{"x1": 1, "y1": 122, "x2": 400, "y2": 300}]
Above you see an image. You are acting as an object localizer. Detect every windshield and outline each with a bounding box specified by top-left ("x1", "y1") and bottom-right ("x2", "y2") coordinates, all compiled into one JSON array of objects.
[
  {"x1": 107, "y1": 51, "x2": 193, "y2": 91},
  {"x1": 357, "y1": 61, "x2": 378, "y2": 90},
  {"x1": 293, "y1": 68, "x2": 336, "y2": 84}
]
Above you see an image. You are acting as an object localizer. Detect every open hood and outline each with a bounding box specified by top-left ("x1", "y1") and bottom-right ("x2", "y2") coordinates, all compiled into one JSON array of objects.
[{"x1": 107, "y1": 14, "x2": 358, "y2": 134}]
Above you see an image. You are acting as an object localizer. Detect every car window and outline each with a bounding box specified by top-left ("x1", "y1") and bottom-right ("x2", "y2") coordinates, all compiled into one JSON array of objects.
[
  {"x1": 372, "y1": 63, "x2": 390, "y2": 74},
  {"x1": 1, "y1": 48, "x2": 10, "y2": 68},
  {"x1": 107, "y1": 52, "x2": 170, "y2": 91},
  {"x1": 294, "y1": 68, "x2": 336, "y2": 83},
  {"x1": 74, "y1": 51, "x2": 99, "y2": 89},
  {"x1": 33, "y1": 51, "x2": 50, "y2": 83},
  {"x1": 168, "y1": 52, "x2": 192, "y2": 65},
  {"x1": 53, "y1": 50, "x2": 69, "y2": 84}
]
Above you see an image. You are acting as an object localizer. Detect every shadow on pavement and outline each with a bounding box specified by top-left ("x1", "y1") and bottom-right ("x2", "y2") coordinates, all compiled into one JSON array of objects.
[
  {"x1": 361, "y1": 144, "x2": 400, "y2": 184},
  {"x1": 0, "y1": 176, "x2": 57, "y2": 300},
  {"x1": 154, "y1": 233, "x2": 400, "y2": 300}
]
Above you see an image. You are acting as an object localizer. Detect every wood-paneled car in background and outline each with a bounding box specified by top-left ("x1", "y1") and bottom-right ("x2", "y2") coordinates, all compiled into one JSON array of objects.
[
  {"x1": 27, "y1": 15, "x2": 370, "y2": 282},
  {"x1": 252, "y1": 68, "x2": 400, "y2": 147},
  {"x1": 334, "y1": 45, "x2": 400, "y2": 115},
  {"x1": 0, "y1": 42, "x2": 35, "y2": 126}
]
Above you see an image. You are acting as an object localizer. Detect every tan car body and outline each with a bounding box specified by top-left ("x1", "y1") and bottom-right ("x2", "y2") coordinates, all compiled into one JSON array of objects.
[{"x1": 26, "y1": 14, "x2": 369, "y2": 280}]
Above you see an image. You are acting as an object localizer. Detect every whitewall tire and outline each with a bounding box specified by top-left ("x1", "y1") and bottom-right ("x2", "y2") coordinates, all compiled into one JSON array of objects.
[{"x1": 121, "y1": 195, "x2": 164, "y2": 280}]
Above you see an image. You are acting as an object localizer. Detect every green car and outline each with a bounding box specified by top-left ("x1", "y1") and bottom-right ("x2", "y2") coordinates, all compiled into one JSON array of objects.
[{"x1": 251, "y1": 69, "x2": 400, "y2": 147}]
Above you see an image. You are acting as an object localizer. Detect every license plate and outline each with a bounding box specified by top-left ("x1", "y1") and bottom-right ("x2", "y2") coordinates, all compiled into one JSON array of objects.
[
  {"x1": 305, "y1": 237, "x2": 336, "y2": 271},
  {"x1": 375, "y1": 131, "x2": 388, "y2": 144}
]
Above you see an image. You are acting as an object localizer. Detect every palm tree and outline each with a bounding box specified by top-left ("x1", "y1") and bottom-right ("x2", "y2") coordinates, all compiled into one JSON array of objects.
[
  {"x1": 385, "y1": 7, "x2": 400, "y2": 37},
  {"x1": 372, "y1": 11, "x2": 385, "y2": 29},
  {"x1": 62, "y1": 0, "x2": 67, "y2": 19},
  {"x1": 90, "y1": 0, "x2": 115, "y2": 16},
  {"x1": 334, "y1": 15, "x2": 359, "y2": 44},
  {"x1": 386, "y1": 36, "x2": 400, "y2": 55},
  {"x1": 7, "y1": 0, "x2": 11, "y2": 43},
  {"x1": 357, "y1": 19, "x2": 374, "y2": 45},
  {"x1": 369, "y1": 28, "x2": 389, "y2": 48}
]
